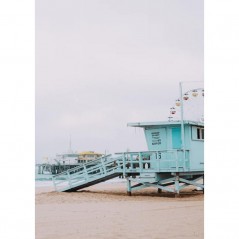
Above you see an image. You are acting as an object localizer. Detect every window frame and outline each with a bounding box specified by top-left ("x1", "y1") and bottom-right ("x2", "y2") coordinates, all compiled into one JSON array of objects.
[{"x1": 192, "y1": 126, "x2": 204, "y2": 141}]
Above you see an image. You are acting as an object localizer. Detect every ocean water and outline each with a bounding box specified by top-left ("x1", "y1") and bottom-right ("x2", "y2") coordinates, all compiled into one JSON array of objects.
[
  {"x1": 35, "y1": 177, "x2": 126, "y2": 188},
  {"x1": 35, "y1": 180, "x2": 53, "y2": 188}
]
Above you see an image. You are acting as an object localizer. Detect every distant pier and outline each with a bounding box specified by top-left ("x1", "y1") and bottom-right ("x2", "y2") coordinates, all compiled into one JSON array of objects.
[{"x1": 36, "y1": 163, "x2": 79, "y2": 175}]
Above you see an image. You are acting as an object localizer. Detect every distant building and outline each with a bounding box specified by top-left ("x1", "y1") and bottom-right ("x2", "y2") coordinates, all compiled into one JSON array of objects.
[
  {"x1": 55, "y1": 151, "x2": 103, "y2": 165},
  {"x1": 55, "y1": 153, "x2": 79, "y2": 165},
  {"x1": 50, "y1": 137, "x2": 103, "y2": 165},
  {"x1": 78, "y1": 151, "x2": 103, "y2": 163}
]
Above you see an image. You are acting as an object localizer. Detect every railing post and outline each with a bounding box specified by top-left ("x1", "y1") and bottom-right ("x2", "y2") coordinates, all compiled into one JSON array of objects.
[
  {"x1": 187, "y1": 150, "x2": 190, "y2": 170},
  {"x1": 83, "y1": 165, "x2": 89, "y2": 180},
  {"x1": 175, "y1": 151, "x2": 178, "y2": 172},
  {"x1": 67, "y1": 171, "x2": 72, "y2": 188},
  {"x1": 157, "y1": 151, "x2": 160, "y2": 171},
  {"x1": 123, "y1": 153, "x2": 126, "y2": 177},
  {"x1": 100, "y1": 158, "x2": 106, "y2": 174},
  {"x1": 130, "y1": 154, "x2": 133, "y2": 169},
  {"x1": 115, "y1": 158, "x2": 119, "y2": 171},
  {"x1": 183, "y1": 150, "x2": 186, "y2": 171},
  {"x1": 139, "y1": 152, "x2": 143, "y2": 173}
]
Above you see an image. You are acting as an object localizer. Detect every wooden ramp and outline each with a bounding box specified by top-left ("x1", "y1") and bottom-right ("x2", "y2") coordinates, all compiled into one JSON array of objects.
[
  {"x1": 63, "y1": 173, "x2": 121, "y2": 192},
  {"x1": 53, "y1": 155, "x2": 123, "y2": 192}
]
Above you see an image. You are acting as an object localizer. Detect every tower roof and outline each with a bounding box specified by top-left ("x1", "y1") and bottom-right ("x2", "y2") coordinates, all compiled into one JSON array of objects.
[{"x1": 127, "y1": 120, "x2": 204, "y2": 128}]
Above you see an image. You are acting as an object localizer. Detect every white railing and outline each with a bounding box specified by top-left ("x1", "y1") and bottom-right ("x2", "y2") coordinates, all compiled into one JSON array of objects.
[
  {"x1": 53, "y1": 150, "x2": 190, "y2": 191},
  {"x1": 53, "y1": 155, "x2": 123, "y2": 191},
  {"x1": 116, "y1": 149, "x2": 190, "y2": 172}
]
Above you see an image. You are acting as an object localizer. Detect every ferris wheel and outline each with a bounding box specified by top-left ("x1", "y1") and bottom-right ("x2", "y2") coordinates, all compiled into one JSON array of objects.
[{"x1": 168, "y1": 88, "x2": 204, "y2": 123}]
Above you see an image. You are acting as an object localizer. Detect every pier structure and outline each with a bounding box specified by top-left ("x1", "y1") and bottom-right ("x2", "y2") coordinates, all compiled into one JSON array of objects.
[
  {"x1": 36, "y1": 151, "x2": 103, "y2": 176},
  {"x1": 36, "y1": 163, "x2": 80, "y2": 175}
]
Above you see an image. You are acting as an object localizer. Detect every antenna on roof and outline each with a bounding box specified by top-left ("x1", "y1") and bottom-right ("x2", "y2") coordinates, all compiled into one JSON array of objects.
[{"x1": 68, "y1": 134, "x2": 72, "y2": 153}]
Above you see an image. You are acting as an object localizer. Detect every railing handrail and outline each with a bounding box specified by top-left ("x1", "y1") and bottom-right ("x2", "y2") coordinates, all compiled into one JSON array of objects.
[
  {"x1": 53, "y1": 150, "x2": 191, "y2": 191},
  {"x1": 53, "y1": 150, "x2": 190, "y2": 178},
  {"x1": 54, "y1": 158, "x2": 123, "y2": 190},
  {"x1": 115, "y1": 149, "x2": 190, "y2": 155},
  {"x1": 53, "y1": 154, "x2": 113, "y2": 178}
]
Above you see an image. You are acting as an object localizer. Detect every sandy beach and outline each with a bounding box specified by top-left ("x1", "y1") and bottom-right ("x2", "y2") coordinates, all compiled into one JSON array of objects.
[{"x1": 36, "y1": 180, "x2": 203, "y2": 239}]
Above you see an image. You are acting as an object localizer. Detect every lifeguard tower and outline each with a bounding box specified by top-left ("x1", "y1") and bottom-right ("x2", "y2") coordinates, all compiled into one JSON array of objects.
[
  {"x1": 123, "y1": 120, "x2": 204, "y2": 195},
  {"x1": 53, "y1": 86, "x2": 204, "y2": 196}
]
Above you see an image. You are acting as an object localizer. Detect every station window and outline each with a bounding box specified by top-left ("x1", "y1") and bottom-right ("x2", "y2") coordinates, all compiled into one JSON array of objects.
[
  {"x1": 197, "y1": 128, "x2": 204, "y2": 140},
  {"x1": 192, "y1": 126, "x2": 204, "y2": 140},
  {"x1": 197, "y1": 128, "x2": 200, "y2": 139}
]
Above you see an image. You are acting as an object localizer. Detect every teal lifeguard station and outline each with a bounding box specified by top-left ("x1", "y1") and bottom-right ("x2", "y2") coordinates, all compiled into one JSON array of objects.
[
  {"x1": 53, "y1": 84, "x2": 204, "y2": 196},
  {"x1": 128, "y1": 120, "x2": 204, "y2": 172},
  {"x1": 53, "y1": 118, "x2": 204, "y2": 196},
  {"x1": 124, "y1": 120, "x2": 204, "y2": 195}
]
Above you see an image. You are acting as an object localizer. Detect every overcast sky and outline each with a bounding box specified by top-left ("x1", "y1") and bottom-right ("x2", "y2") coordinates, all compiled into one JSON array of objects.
[{"x1": 36, "y1": 0, "x2": 204, "y2": 162}]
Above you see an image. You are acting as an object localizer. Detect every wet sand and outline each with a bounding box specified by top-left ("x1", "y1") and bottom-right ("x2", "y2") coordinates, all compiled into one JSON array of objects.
[{"x1": 36, "y1": 181, "x2": 203, "y2": 239}]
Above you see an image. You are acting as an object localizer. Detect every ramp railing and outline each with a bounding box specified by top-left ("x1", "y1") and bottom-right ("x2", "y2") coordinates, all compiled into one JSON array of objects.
[
  {"x1": 53, "y1": 150, "x2": 190, "y2": 192},
  {"x1": 53, "y1": 154, "x2": 124, "y2": 191}
]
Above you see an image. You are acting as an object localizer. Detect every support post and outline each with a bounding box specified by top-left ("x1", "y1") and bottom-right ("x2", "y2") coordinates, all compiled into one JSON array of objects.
[
  {"x1": 175, "y1": 173, "x2": 180, "y2": 197},
  {"x1": 127, "y1": 177, "x2": 132, "y2": 196}
]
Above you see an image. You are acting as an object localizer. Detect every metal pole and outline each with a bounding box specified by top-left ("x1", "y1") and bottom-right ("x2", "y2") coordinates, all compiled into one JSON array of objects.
[{"x1": 179, "y1": 82, "x2": 185, "y2": 166}]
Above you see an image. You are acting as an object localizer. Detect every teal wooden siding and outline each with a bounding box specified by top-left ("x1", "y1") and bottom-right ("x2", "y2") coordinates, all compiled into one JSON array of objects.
[
  {"x1": 172, "y1": 127, "x2": 181, "y2": 149},
  {"x1": 144, "y1": 127, "x2": 167, "y2": 151}
]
